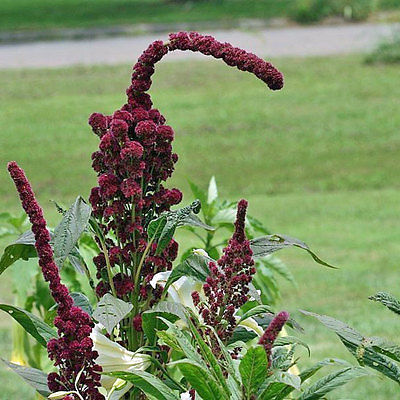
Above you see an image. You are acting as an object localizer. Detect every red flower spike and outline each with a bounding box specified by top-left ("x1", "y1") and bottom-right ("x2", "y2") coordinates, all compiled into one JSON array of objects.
[{"x1": 7, "y1": 162, "x2": 104, "y2": 399}]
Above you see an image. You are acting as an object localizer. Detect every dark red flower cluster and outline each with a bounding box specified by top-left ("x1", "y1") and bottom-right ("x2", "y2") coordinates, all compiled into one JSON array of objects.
[
  {"x1": 7, "y1": 162, "x2": 104, "y2": 400},
  {"x1": 167, "y1": 32, "x2": 283, "y2": 90},
  {"x1": 88, "y1": 32, "x2": 283, "y2": 334},
  {"x1": 192, "y1": 200, "x2": 255, "y2": 341},
  {"x1": 259, "y1": 311, "x2": 290, "y2": 366}
]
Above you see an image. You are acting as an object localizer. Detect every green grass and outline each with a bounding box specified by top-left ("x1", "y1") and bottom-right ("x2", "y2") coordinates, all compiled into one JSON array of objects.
[
  {"x1": 1, "y1": 0, "x2": 400, "y2": 33},
  {"x1": 0, "y1": 0, "x2": 294, "y2": 32},
  {"x1": 1, "y1": 55, "x2": 400, "y2": 398}
]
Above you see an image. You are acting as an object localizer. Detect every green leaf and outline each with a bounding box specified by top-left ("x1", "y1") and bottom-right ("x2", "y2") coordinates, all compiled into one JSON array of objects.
[
  {"x1": 206, "y1": 325, "x2": 242, "y2": 384},
  {"x1": 369, "y1": 291, "x2": 400, "y2": 315},
  {"x1": 368, "y1": 336, "x2": 400, "y2": 363},
  {"x1": 185, "y1": 313, "x2": 231, "y2": 397},
  {"x1": 156, "y1": 330, "x2": 182, "y2": 353},
  {"x1": 53, "y1": 196, "x2": 91, "y2": 268},
  {"x1": 0, "y1": 230, "x2": 38, "y2": 275},
  {"x1": 238, "y1": 305, "x2": 302, "y2": 332},
  {"x1": 260, "y1": 256, "x2": 296, "y2": 286},
  {"x1": 239, "y1": 345, "x2": 268, "y2": 398},
  {"x1": 301, "y1": 310, "x2": 400, "y2": 383},
  {"x1": 70, "y1": 292, "x2": 93, "y2": 315},
  {"x1": 188, "y1": 180, "x2": 208, "y2": 211},
  {"x1": 170, "y1": 359, "x2": 228, "y2": 400},
  {"x1": 273, "y1": 358, "x2": 352, "y2": 400},
  {"x1": 157, "y1": 317, "x2": 205, "y2": 367},
  {"x1": 298, "y1": 366, "x2": 369, "y2": 400},
  {"x1": 164, "y1": 252, "x2": 212, "y2": 291},
  {"x1": 207, "y1": 176, "x2": 218, "y2": 204},
  {"x1": 106, "y1": 370, "x2": 180, "y2": 400},
  {"x1": 250, "y1": 234, "x2": 336, "y2": 268},
  {"x1": 274, "y1": 335, "x2": 311, "y2": 356},
  {"x1": 238, "y1": 304, "x2": 275, "y2": 323},
  {"x1": 272, "y1": 370, "x2": 301, "y2": 390},
  {"x1": 0, "y1": 304, "x2": 57, "y2": 346},
  {"x1": 299, "y1": 358, "x2": 352, "y2": 383},
  {"x1": 92, "y1": 294, "x2": 133, "y2": 334},
  {"x1": 149, "y1": 201, "x2": 214, "y2": 255},
  {"x1": 247, "y1": 215, "x2": 270, "y2": 235},
  {"x1": 1, "y1": 359, "x2": 50, "y2": 397},
  {"x1": 142, "y1": 302, "x2": 184, "y2": 344}
]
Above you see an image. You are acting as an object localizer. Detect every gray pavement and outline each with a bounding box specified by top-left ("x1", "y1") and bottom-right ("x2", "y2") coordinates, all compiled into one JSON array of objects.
[{"x1": 0, "y1": 23, "x2": 398, "y2": 69}]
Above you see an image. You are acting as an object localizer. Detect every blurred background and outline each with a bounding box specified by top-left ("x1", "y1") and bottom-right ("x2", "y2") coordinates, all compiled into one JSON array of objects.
[{"x1": 1, "y1": 0, "x2": 400, "y2": 398}]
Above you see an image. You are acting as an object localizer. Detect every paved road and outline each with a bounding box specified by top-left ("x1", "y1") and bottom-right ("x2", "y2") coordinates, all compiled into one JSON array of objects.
[{"x1": 0, "y1": 23, "x2": 398, "y2": 69}]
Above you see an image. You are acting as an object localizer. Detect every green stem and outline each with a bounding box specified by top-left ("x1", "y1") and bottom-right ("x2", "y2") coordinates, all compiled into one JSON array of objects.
[{"x1": 99, "y1": 239, "x2": 117, "y2": 297}]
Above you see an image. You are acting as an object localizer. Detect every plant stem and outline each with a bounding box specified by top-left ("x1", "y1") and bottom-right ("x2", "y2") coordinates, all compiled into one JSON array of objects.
[{"x1": 99, "y1": 239, "x2": 117, "y2": 297}]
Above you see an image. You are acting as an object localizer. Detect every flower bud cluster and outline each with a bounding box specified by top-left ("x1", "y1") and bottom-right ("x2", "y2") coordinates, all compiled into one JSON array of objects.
[
  {"x1": 192, "y1": 200, "x2": 255, "y2": 341},
  {"x1": 7, "y1": 162, "x2": 104, "y2": 400},
  {"x1": 258, "y1": 311, "x2": 290, "y2": 366}
]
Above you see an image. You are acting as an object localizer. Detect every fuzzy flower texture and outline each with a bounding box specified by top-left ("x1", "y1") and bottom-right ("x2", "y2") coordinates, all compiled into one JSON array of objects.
[
  {"x1": 87, "y1": 31, "x2": 284, "y2": 316},
  {"x1": 192, "y1": 199, "x2": 255, "y2": 341},
  {"x1": 7, "y1": 162, "x2": 104, "y2": 400}
]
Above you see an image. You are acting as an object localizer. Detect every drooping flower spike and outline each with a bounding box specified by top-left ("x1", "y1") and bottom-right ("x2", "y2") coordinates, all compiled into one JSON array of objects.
[{"x1": 7, "y1": 162, "x2": 104, "y2": 400}]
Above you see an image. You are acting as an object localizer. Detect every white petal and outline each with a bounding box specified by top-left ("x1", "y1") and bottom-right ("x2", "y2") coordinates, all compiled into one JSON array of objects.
[
  {"x1": 237, "y1": 316, "x2": 264, "y2": 337},
  {"x1": 193, "y1": 248, "x2": 209, "y2": 257},
  {"x1": 150, "y1": 271, "x2": 171, "y2": 289}
]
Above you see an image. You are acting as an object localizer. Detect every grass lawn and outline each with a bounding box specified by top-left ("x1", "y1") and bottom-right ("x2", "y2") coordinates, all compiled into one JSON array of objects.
[
  {"x1": 1, "y1": 0, "x2": 400, "y2": 33},
  {"x1": 1, "y1": 55, "x2": 400, "y2": 398}
]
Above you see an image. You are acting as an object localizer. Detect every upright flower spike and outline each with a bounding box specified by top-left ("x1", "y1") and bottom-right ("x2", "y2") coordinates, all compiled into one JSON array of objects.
[
  {"x1": 192, "y1": 199, "x2": 256, "y2": 341},
  {"x1": 7, "y1": 162, "x2": 104, "y2": 400},
  {"x1": 259, "y1": 311, "x2": 290, "y2": 367}
]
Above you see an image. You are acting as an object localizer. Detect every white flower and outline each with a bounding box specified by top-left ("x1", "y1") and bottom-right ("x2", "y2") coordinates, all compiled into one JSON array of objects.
[
  {"x1": 180, "y1": 391, "x2": 192, "y2": 400},
  {"x1": 150, "y1": 271, "x2": 203, "y2": 311},
  {"x1": 90, "y1": 325, "x2": 151, "y2": 396}
]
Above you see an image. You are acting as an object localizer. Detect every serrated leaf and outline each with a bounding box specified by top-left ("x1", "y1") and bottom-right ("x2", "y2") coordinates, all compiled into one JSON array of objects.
[
  {"x1": 106, "y1": 370, "x2": 180, "y2": 400},
  {"x1": 250, "y1": 234, "x2": 336, "y2": 268},
  {"x1": 1, "y1": 359, "x2": 50, "y2": 397},
  {"x1": 240, "y1": 345, "x2": 268, "y2": 397},
  {"x1": 298, "y1": 367, "x2": 369, "y2": 399},
  {"x1": 207, "y1": 176, "x2": 218, "y2": 204},
  {"x1": 93, "y1": 294, "x2": 133, "y2": 334},
  {"x1": 369, "y1": 291, "x2": 400, "y2": 315},
  {"x1": 0, "y1": 304, "x2": 57, "y2": 346},
  {"x1": 53, "y1": 196, "x2": 91, "y2": 268}
]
